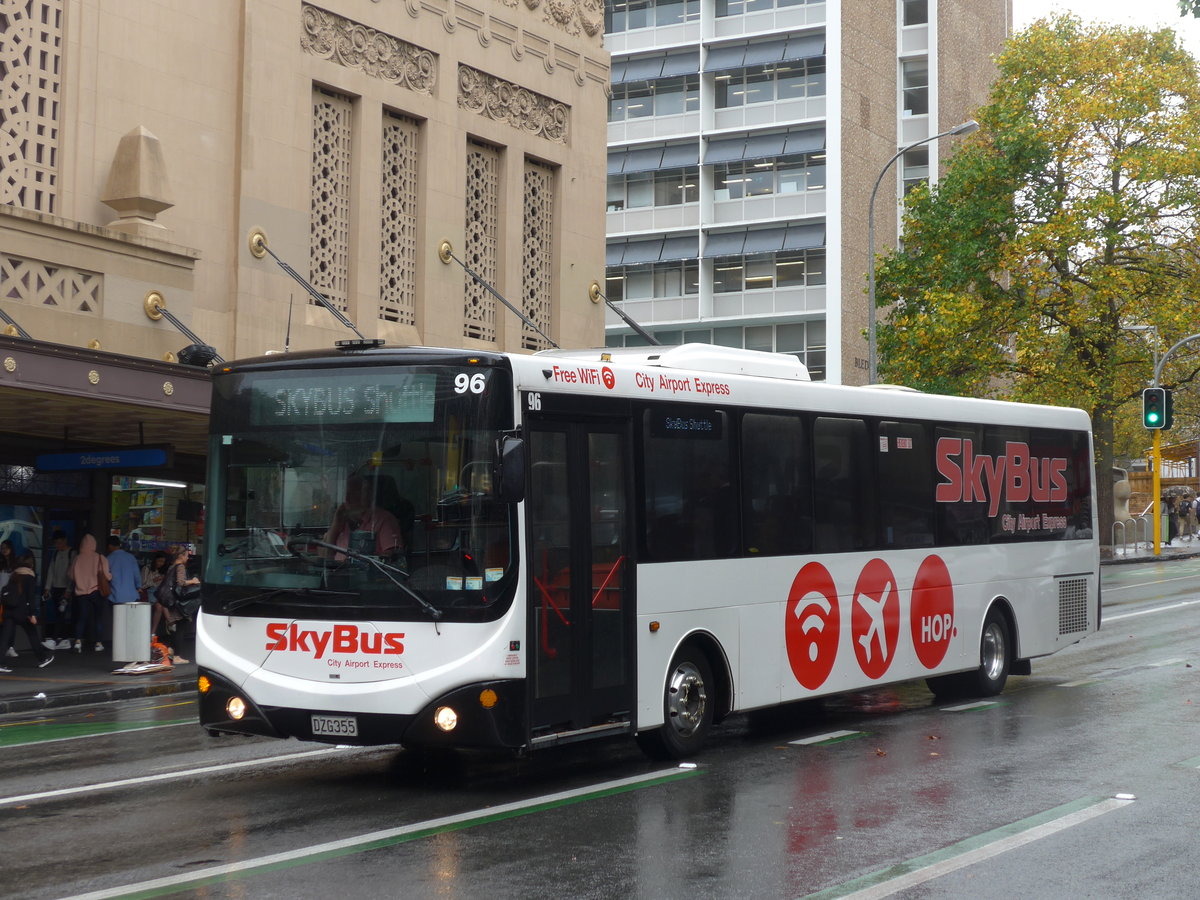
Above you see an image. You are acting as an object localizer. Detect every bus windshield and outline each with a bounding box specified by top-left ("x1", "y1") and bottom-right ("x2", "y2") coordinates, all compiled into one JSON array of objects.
[{"x1": 204, "y1": 360, "x2": 517, "y2": 622}]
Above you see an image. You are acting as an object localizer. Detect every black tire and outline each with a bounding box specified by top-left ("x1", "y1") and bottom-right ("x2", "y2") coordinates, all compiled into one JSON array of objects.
[
  {"x1": 636, "y1": 646, "x2": 714, "y2": 760},
  {"x1": 926, "y1": 606, "x2": 1011, "y2": 700},
  {"x1": 971, "y1": 607, "x2": 1011, "y2": 696}
]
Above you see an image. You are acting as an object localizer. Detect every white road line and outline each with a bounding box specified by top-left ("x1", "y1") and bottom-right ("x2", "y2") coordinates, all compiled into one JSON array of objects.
[
  {"x1": 1106, "y1": 598, "x2": 1200, "y2": 622},
  {"x1": 815, "y1": 796, "x2": 1133, "y2": 899},
  {"x1": 0, "y1": 747, "x2": 351, "y2": 807},
  {"x1": 791, "y1": 730, "x2": 862, "y2": 746},
  {"x1": 940, "y1": 701, "x2": 997, "y2": 712},
  {"x1": 57, "y1": 768, "x2": 689, "y2": 900}
]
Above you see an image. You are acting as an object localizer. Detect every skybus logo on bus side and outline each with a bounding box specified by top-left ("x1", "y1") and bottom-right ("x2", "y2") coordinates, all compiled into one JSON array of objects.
[
  {"x1": 264, "y1": 622, "x2": 405, "y2": 658},
  {"x1": 934, "y1": 439, "x2": 1069, "y2": 516}
]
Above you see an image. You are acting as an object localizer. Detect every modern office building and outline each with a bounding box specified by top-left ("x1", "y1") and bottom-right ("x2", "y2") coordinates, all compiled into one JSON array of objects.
[
  {"x1": 0, "y1": 0, "x2": 608, "y2": 551},
  {"x1": 603, "y1": 0, "x2": 1010, "y2": 383}
]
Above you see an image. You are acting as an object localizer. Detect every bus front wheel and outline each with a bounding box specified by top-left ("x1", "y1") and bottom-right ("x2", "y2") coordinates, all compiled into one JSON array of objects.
[{"x1": 636, "y1": 647, "x2": 714, "y2": 760}]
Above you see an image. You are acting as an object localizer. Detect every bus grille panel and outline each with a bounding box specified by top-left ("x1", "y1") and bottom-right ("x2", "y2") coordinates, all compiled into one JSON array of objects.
[{"x1": 1056, "y1": 576, "x2": 1089, "y2": 635}]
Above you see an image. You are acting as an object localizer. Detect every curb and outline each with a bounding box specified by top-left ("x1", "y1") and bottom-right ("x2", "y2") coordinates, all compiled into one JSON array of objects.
[
  {"x1": 1102, "y1": 549, "x2": 1200, "y2": 566},
  {"x1": 0, "y1": 679, "x2": 196, "y2": 716}
]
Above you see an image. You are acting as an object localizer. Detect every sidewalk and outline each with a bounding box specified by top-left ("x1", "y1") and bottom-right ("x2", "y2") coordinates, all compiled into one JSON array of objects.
[{"x1": 0, "y1": 640, "x2": 196, "y2": 716}]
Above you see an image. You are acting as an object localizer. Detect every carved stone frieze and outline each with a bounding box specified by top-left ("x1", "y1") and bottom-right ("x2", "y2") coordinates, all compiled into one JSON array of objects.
[
  {"x1": 300, "y1": 4, "x2": 436, "y2": 94},
  {"x1": 457, "y1": 65, "x2": 569, "y2": 144},
  {"x1": 523, "y1": 0, "x2": 603, "y2": 38}
]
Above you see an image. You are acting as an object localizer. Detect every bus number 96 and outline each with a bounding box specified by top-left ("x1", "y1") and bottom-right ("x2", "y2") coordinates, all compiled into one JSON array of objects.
[{"x1": 454, "y1": 373, "x2": 487, "y2": 394}]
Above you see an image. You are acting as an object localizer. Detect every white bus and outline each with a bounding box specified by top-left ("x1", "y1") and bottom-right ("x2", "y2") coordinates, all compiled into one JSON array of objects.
[{"x1": 197, "y1": 341, "x2": 1099, "y2": 758}]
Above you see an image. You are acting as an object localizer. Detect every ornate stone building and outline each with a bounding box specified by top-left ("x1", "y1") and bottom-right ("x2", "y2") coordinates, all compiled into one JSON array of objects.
[{"x1": 0, "y1": 0, "x2": 609, "y2": 542}]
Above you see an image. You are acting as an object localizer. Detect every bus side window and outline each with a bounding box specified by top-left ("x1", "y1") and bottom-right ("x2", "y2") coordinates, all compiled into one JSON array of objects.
[
  {"x1": 812, "y1": 417, "x2": 874, "y2": 552},
  {"x1": 642, "y1": 408, "x2": 736, "y2": 562},
  {"x1": 741, "y1": 413, "x2": 812, "y2": 555},
  {"x1": 878, "y1": 421, "x2": 934, "y2": 548}
]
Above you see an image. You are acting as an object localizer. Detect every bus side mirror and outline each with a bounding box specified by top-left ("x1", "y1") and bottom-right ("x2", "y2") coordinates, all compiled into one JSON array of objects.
[{"x1": 495, "y1": 435, "x2": 526, "y2": 503}]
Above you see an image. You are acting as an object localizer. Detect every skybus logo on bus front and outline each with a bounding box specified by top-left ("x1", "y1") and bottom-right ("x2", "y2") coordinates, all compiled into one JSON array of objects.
[{"x1": 264, "y1": 622, "x2": 405, "y2": 659}]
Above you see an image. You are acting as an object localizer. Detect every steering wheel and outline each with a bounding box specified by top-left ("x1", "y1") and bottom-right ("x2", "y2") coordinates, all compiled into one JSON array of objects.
[{"x1": 286, "y1": 536, "x2": 351, "y2": 570}]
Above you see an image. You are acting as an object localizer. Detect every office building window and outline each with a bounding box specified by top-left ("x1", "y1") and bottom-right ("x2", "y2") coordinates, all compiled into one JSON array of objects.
[
  {"x1": 902, "y1": 0, "x2": 928, "y2": 26},
  {"x1": 902, "y1": 58, "x2": 929, "y2": 116},
  {"x1": 610, "y1": 77, "x2": 700, "y2": 121},
  {"x1": 711, "y1": 249, "x2": 825, "y2": 292},
  {"x1": 715, "y1": 59, "x2": 825, "y2": 108},
  {"x1": 713, "y1": 152, "x2": 825, "y2": 200},
  {"x1": 716, "y1": 0, "x2": 817, "y2": 15},
  {"x1": 606, "y1": 0, "x2": 701, "y2": 33},
  {"x1": 605, "y1": 260, "x2": 700, "y2": 303},
  {"x1": 902, "y1": 146, "x2": 929, "y2": 195},
  {"x1": 607, "y1": 167, "x2": 699, "y2": 211}
]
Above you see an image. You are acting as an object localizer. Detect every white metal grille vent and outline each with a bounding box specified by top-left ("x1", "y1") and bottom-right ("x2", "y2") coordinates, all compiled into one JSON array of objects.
[{"x1": 1057, "y1": 577, "x2": 1088, "y2": 635}]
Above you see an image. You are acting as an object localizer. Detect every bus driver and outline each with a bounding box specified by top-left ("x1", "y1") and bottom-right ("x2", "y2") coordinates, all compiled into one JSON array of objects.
[{"x1": 323, "y1": 473, "x2": 404, "y2": 561}]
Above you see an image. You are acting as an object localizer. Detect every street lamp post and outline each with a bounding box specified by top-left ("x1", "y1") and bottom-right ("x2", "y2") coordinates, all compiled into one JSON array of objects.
[{"x1": 867, "y1": 119, "x2": 979, "y2": 385}]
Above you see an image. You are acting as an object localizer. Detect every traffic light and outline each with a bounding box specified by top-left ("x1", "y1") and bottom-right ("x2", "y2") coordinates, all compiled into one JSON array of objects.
[{"x1": 1142, "y1": 387, "x2": 1173, "y2": 429}]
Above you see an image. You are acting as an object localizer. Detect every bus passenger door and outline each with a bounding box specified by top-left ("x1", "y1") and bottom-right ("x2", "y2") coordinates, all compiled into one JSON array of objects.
[{"x1": 527, "y1": 420, "x2": 633, "y2": 739}]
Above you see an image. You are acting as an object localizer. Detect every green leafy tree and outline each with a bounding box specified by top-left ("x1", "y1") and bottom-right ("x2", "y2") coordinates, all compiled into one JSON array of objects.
[
  {"x1": 1181, "y1": 1, "x2": 1200, "y2": 18},
  {"x1": 874, "y1": 16, "x2": 1200, "y2": 544}
]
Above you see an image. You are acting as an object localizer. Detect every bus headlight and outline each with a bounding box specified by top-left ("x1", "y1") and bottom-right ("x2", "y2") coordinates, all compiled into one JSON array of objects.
[
  {"x1": 433, "y1": 706, "x2": 458, "y2": 732},
  {"x1": 226, "y1": 696, "x2": 247, "y2": 721}
]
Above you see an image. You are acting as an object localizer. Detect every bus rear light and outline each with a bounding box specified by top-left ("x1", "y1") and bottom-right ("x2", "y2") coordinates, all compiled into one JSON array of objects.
[
  {"x1": 434, "y1": 706, "x2": 458, "y2": 732},
  {"x1": 226, "y1": 696, "x2": 248, "y2": 721},
  {"x1": 479, "y1": 689, "x2": 498, "y2": 709}
]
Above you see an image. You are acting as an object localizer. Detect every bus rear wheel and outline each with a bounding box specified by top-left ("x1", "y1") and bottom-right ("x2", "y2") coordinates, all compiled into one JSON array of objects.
[
  {"x1": 926, "y1": 607, "x2": 1011, "y2": 700},
  {"x1": 636, "y1": 647, "x2": 714, "y2": 760}
]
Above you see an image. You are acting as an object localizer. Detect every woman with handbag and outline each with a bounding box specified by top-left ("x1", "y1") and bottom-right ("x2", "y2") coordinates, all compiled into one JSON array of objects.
[
  {"x1": 70, "y1": 534, "x2": 112, "y2": 654},
  {"x1": 152, "y1": 545, "x2": 198, "y2": 664}
]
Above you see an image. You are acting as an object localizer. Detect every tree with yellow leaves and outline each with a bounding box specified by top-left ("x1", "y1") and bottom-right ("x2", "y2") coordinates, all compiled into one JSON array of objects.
[{"x1": 875, "y1": 16, "x2": 1200, "y2": 545}]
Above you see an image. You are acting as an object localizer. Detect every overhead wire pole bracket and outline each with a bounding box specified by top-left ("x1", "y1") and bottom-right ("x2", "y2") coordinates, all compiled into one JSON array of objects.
[
  {"x1": 143, "y1": 291, "x2": 225, "y2": 364},
  {"x1": 438, "y1": 240, "x2": 559, "y2": 349},
  {"x1": 589, "y1": 282, "x2": 661, "y2": 346},
  {"x1": 0, "y1": 306, "x2": 32, "y2": 339},
  {"x1": 249, "y1": 228, "x2": 366, "y2": 340}
]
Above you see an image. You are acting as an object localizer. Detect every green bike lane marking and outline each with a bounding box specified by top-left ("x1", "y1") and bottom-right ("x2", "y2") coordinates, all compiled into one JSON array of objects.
[
  {"x1": 0, "y1": 717, "x2": 195, "y2": 747},
  {"x1": 60, "y1": 767, "x2": 702, "y2": 900}
]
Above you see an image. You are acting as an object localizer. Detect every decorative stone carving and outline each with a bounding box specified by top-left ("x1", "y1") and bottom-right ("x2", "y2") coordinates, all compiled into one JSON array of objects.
[
  {"x1": 522, "y1": 0, "x2": 603, "y2": 38},
  {"x1": 300, "y1": 4, "x2": 436, "y2": 94},
  {"x1": 457, "y1": 65, "x2": 569, "y2": 144}
]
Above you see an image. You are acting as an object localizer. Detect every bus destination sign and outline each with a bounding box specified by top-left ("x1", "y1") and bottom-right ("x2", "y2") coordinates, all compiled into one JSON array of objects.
[{"x1": 249, "y1": 374, "x2": 437, "y2": 425}]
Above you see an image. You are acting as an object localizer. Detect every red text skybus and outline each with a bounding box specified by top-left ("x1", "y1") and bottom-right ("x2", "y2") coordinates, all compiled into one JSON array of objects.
[{"x1": 197, "y1": 342, "x2": 1099, "y2": 758}]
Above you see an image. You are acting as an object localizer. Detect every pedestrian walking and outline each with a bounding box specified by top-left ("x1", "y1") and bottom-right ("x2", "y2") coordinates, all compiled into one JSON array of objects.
[
  {"x1": 0, "y1": 553, "x2": 53, "y2": 672},
  {"x1": 70, "y1": 534, "x2": 112, "y2": 653},
  {"x1": 41, "y1": 529, "x2": 75, "y2": 650}
]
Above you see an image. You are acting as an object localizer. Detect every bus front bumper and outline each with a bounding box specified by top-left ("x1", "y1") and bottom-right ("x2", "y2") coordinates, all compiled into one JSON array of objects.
[{"x1": 198, "y1": 669, "x2": 526, "y2": 749}]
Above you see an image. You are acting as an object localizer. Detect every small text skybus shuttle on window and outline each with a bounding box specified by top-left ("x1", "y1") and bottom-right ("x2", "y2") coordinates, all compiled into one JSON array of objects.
[{"x1": 197, "y1": 342, "x2": 1099, "y2": 758}]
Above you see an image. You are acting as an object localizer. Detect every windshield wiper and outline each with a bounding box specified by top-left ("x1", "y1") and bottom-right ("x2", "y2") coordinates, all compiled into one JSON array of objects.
[
  {"x1": 223, "y1": 587, "x2": 358, "y2": 613},
  {"x1": 305, "y1": 538, "x2": 444, "y2": 625}
]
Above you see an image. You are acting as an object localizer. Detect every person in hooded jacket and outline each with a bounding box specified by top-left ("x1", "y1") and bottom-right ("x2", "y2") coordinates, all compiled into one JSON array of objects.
[
  {"x1": 0, "y1": 553, "x2": 54, "y2": 671},
  {"x1": 71, "y1": 534, "x2": 112, "y2": 653}
]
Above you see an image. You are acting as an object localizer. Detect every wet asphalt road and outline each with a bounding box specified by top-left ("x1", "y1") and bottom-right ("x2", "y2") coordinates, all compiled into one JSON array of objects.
[{"x1": 3, "y1": 559, "x2": 1200, "y2": 900}]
